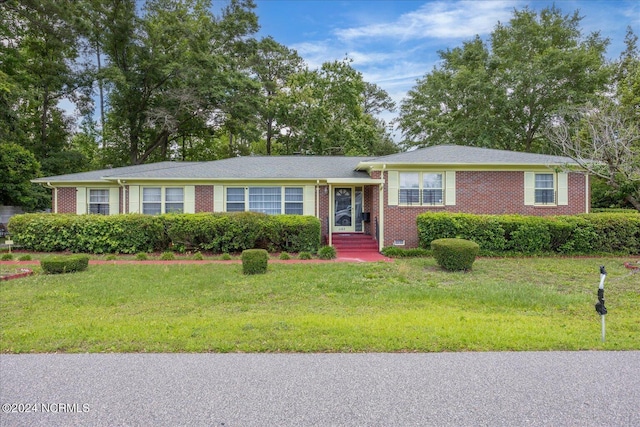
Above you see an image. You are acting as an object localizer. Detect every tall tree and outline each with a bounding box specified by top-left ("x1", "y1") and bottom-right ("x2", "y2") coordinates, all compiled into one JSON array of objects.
[
  {"x1": 399, "y1": 6, "x2": 610, "y2": 153},
  {"x1": 250, "y1": 36, "x2": 304, "y2": 155},
  {"x1": 100, "y1": 0, "x2": 259, "y2": 165},
  {"x1": 0, "y1": 0, "x2": 91, "y2": 169}
]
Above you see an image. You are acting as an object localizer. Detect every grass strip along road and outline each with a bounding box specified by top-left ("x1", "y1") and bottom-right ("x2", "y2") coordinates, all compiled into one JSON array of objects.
[{"x1": 1, "y1": 257, "x2": 638, "y2": 353}]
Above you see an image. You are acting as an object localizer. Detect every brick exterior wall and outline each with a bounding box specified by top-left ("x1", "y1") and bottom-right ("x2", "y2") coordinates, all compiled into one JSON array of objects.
[
  {"x1": 195, "y1": 185, "x2": 214, "y2": 213},
  {"x1": 57, "y1": 187, "x2": 76, "y2": 214},
  {"x1": 382, "y1": 170, "x2": 589, "y2": 248}
]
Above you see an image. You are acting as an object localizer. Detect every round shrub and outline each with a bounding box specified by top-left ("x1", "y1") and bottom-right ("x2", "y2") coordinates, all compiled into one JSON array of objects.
[
  {"x1": 160, "y1": 251, "x2": 175, "y2": 261},
  {"x1": 279, "y1": 252, "x2": 291, "y2": 260},
  {"x1": 241, "y1": 249, "x2": 268, "y2": 275},
  {"x1": 220, "y1": 253, "x2": 232, "y2": 260},
  {"x1": 41, "y1": 255, "x2": 89, "y2": 274},
  {"x1": 18, "y1": 254, "x2": 32, "y2": 261},
  {"x1": 317, "y1": 246, "x2": 337, "y2": 260},
  {"x1": 431, "y1": 238, "x2": 479, "y2": 271},
  {"x1": 1, "y1": 253, "x2": 13, "y2": 261},
  {"x1": 105, "y1": 254, "x2": 117, "y2": 261},
  {"x1": 298, "y1": 252, "x2": 312, "y2": 260},
  {"x1": 192, "y1": 251, "x2": 204, "y2": 260},
  {"x1": 135, "y1": 252, "x2": 149, "y2": 261}
]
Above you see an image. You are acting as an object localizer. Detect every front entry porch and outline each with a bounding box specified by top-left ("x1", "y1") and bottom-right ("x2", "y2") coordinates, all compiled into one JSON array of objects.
[{"x1": 331, "y1": 233, "x2": 389, "y2": 262}]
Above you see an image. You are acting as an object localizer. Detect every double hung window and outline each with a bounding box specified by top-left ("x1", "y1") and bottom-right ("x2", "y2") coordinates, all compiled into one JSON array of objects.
[
  {"x1": 399, "y1": 172, "x2": 444, "y2": 205},
  {"x1": 89, "y1": 189, "x2": 110, "y2": 215},
  {"x1": 142, "y1": 187, "x2": 183, "y2": 214}
]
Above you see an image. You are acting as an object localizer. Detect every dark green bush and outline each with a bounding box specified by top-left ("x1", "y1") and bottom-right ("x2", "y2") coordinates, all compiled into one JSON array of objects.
[
  {"x1": 192, "y1": 251, "x2": 204, "y2": 260},
  {"x1": 8, "y1": 214, "x2": 166, "y2": 254},
  {"x1": 317, "y1": 246, "x2": 337, "y2": 260},
  {"x1": 417, "y1": 212, "x2": 640, "y2": 255},
  {"x1": 242, "y1": 249, "x2": 268, "y2": 275},
  {"x1": 431, "y1": 238, "x2": 479, "y2": 271},
  {"x1": 279, "y1": 252, "x2": 291, "y2": 260},
  {"x1": 18, "y1": 254, "x2": 32, "y2": 261},
  {"x1": 8, "y1": 212, "x2": 321, "y2": 255},
  {"x1": 1, "y1": 253, "x2": 13, "y2": 261},
  {"x1": 160, "y1": 251, "x2": 175, "y2": 260},
  {"x1": 135, "y1": 252, "x2": 148, "y2": 261},
  {"x1": 41, "y1": 255, "x2": 89, "y2": 274},
  {"x1": 298, "y1": 251, "x2": 312, "y2": 260}
]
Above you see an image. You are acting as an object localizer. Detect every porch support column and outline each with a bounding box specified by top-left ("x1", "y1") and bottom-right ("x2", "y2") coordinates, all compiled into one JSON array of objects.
[
  {"x1": 328, "y1": 183, "x2": 332, "y2": 247},
  {"x1": 378, "y1": 182, "x2": 384, "y2": 252}
]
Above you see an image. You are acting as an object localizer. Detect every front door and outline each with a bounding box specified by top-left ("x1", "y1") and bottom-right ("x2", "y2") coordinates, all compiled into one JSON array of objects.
[
  {"x1": 333, "y1": 187, "x2": 363, "y2": 233},
  {"x1": 334, "y1": 187, "x2": 354, "y2": 232}
]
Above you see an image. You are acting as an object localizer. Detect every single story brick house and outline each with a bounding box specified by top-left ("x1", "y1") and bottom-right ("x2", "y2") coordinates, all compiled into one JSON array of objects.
[{"x1": 32, "y1": 145, "x2": 588, "y2": 249}]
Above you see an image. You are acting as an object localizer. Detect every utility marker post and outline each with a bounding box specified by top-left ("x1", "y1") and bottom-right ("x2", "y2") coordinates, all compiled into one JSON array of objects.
[{"x1": 595, "y1": 266, "x2": 607, "y2": 343}]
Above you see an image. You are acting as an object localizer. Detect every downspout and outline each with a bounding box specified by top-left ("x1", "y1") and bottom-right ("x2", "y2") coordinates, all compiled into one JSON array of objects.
[
  {"x1": 44, "y1": 182, "x2": 57, "y2": 213},
  {"x1": 117, "y1": 180, "x2": 127, "y2": 214}
]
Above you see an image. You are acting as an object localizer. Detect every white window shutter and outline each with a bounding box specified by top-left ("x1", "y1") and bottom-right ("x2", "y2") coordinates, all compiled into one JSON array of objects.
[
  {"x1": 445, "y1": 171, "x2": 456, "y2": 205},
  {"x1": 109, "y1": 188, "x2": 119, "y2": 215},
  {"x1": 387, "y1": 171, "x2": 399, "y2": 206},
  {"x1": 129, "y1": 186, "x2": 140, "y2": 213},
  {"x1": 557, "y1": 172, "x2": 568, "y2": 205},
  {"x1": 213, "y1": 185, "x2": 224, "y2": 212},
  {"x1": 184, "y1": 185, "x2": 195, "y2": 213},
  {"x1": 524, "y1": 172, "x2": 535, "y2": 206},
  {"x1": 76, "y1": 188, "x2": 87, "y2": 214},
  {"x1": 303, "y1": 185, "x2": 315, "y2": 216}
]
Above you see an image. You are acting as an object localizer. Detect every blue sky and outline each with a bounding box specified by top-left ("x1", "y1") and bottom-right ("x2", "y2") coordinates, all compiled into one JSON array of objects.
[{"x1": 253, "y1": 0, "x2": 640, "y2": 135}]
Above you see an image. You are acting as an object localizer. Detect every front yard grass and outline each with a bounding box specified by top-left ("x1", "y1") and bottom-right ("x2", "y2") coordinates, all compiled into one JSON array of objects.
[{"x1": 1, "y1": 257, "x2": 638, "y2": 353}]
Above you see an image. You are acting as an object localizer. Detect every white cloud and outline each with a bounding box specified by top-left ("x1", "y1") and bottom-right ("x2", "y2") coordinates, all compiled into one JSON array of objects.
[{"x1": 334, "y1": 0, "x2": 522, "y2": 41}]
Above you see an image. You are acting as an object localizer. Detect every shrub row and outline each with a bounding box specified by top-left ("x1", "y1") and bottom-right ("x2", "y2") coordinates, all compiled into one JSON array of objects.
[
  {"x1": 417, "y1": 212, "x2": 640, "y2": 255},
  {"x1": 8, "y1": 212, "x2": 321, "y2": 254}
]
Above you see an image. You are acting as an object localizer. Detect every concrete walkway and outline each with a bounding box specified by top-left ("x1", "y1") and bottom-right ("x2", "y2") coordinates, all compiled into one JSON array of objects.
[{"x1": 1, "y1": 352, "x2": 639, "y2": 426}]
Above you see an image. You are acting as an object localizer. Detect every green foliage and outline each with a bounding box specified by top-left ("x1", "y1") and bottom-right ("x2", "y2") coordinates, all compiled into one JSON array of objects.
[
  {"x1": 317, "y1": 246, "x2": 337, "y2": 260},
  {"x1": 399, "y1": 6, "x2": 609, "y2": 153},
  {"x1": 1, "y1": 253, "x2": 14, "y2": 261},
  {"x1": 135, "y1": 253, "x2": 148, "y2": 261},
  {"x1": 105, "y1": 254, "x2": 117, "y2": 261},
  {"x1": 278, "y1": 252, "x2": 291, "y2": 260},
  {"x1": 220, "y1": 253, "x2": 232, "y2": 260},
  {"x1": 160, "y1": 252, "x2": 175, "y2": 261},
  {"x1": 8, "y1": 214, "x2": 167, "y2": 254},
  {"x1": 381, "y1": 247, "x2": 432, "y2": 258},
  {"x1": 298, "y1": 252, "x2": 312, "y2": 260},
  {"x1": 40, "y1": 255, "x2": 89, "y2": 274},
  {"x1": 0, "y1": 143, "x2": 43, "y2": 210},
  {"x1": 431, "y1": 238, "x2": 479, "y2": 271},
  {"x1": 18, "y1": 254, "x2": 32, "y2": 261},
  {"x1": 241, "y1": 249, "x2": 268, "y2": 275},
  {"x1": 163, "y1": 212, "x2": 321, "y2": 253},
  {"x1": 192, "y1": 251, "x2": 204, "y2": 260},
  {"x1": 418, "y1": 212, "x2": 640, "y2": 255}
]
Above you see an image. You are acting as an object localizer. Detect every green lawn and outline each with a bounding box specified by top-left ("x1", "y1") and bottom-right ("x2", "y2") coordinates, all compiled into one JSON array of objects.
[{"x1": 1, "y1": 257, "x2": 638, "y2": 353}]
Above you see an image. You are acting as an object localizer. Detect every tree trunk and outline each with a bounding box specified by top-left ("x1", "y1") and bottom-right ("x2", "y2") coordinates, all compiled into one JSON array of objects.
[{"x1": 625, "y1": 194, "x2": 640, "y2": 212}]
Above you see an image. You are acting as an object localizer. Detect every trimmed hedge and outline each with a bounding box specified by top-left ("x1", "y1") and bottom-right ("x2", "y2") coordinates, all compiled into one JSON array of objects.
[
  {"x1": 431, "y1": 238, "x2": 479, "y2": 271},
  {"x1": 418, "y1": 212, "x2": 640, "y2": 255},
  {"x1": 41, "y1": 255, "x2": 89, "y2": 274},
  {"x1": 242, "y1": 249, "x2": 268, "y2": 275},
  {"x1": 8, "y1": 212, "x2": 321, "y2": 254}
]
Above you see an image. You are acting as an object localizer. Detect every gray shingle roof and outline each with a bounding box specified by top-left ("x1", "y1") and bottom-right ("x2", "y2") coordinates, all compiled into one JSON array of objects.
[
  {"x1": 33, "y1": 146, "x2": 579, "y2": 184},
  {"x1": 362, "y1": 145, "x2": 577, "y2": 165}
]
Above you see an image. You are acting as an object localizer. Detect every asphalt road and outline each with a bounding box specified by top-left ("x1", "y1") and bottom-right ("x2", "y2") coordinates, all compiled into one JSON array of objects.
[{"x1": 1, "y1": 352, "x2": 639, "y2": 426}]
